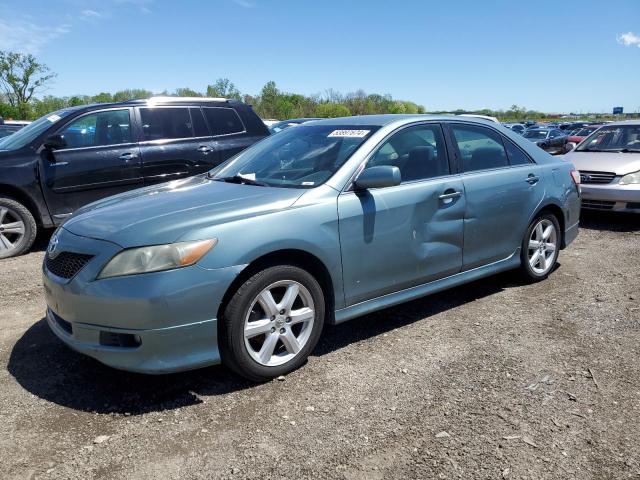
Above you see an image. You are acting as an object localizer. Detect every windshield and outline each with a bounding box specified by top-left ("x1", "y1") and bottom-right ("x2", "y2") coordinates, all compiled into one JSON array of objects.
[
  {"x1": 0, "y1": 108, "x2": 76, "y2": 151},
  {"x1": 211, "y1": 124, "x2": 379, "y2": 188},
  {"x1": 574, "y1": 128, "x2": 596, "y2": 137},
  {"x1": 524, "y1": 130, "x2": 548, "y2": 140},
  {"x1": 269, "y1": 121, "x2": 300, "y2": 134},
  {"x1": 576, "y1": 125, "x2": 640, "y2": 152}
]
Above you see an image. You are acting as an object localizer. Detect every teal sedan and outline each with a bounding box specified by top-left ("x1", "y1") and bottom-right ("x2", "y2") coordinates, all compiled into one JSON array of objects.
[{"x1": 42, "y1": 115, "x2": 581, "y2": 381}]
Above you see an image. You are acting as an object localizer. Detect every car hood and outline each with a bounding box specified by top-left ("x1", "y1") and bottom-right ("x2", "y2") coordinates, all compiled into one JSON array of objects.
[
  {"x1": 62, "y1": 175, "x2": 306, "y2": 247},
  {"x1": 564, "y1": 151, "x2": 640, "y2": 176}
]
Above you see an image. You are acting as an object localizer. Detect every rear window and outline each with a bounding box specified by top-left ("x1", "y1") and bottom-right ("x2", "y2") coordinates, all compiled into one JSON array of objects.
[
  {"x1": 139, "y1": 107, "x2": 193, "y2": 141},
  {"x1": 203, "y1": 107, "x2": 245, "y2": 136}
]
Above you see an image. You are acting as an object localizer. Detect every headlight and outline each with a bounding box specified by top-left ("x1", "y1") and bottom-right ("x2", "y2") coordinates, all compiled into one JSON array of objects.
[
  {"x1": 97, "y1": 239, "x2": 217, "y2": 279},
  {"x1": 619, "y1": 171, "x2": 640, "y2": 185}
]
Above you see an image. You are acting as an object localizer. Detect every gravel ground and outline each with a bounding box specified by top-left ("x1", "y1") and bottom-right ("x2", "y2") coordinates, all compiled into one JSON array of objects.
[{"x1": 1, "y1": 211, "x2": 639, "y2": 480}]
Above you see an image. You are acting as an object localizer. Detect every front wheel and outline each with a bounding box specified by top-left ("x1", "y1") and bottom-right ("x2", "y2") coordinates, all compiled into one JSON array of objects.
[
  {"x1": 219, "y1": 265, "x2": 325, "y2": 382},
  {"x1": 519, "y1": 213, "x2": 561, "y2": 282},
  {"x1": 0, "y1": 197, "x2": 37, "y2": 259}
]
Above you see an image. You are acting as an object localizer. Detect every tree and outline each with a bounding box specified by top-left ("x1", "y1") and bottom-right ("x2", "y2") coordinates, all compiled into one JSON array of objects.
[
  {"x1": 207, "y1": 78, "x2": 242, "y2": 100},
  {"x1": 0, "y1": 51, "x2": 56, "y2": 119},
  {"x1": 315, "y1": 102, "x2": 351, "y2": 118},
  {"x1": 174, "y1": 87, "x2": 202, "y2": 97}
]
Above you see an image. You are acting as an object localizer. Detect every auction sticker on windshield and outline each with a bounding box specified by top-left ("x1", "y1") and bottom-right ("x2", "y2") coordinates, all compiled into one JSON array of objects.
[{"x1": 328, "y1": 130, "x2": 370, "y2": 138}]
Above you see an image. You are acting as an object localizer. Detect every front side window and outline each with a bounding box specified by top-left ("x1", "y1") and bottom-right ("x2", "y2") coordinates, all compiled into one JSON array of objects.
[
  {"x1": 576, "y1": 125, "x2": 640, "y2": 152},
  {"x1": 451, "y1": 124, "x2": 508, "y2": 172},
  {"x1": 139, "y1": 107, "x2": 193, "y2": 141},
  {"x1": 203, "y1": 107, "x2": 244, "y2": 136},
  {"x1": 366, "y1": 124, "x2": 449, "y2": 182},
  {"x1": 211, "y1": 124, "x2": 378, "y2": 188},
  {"x1": 59, "y1": 109, "x2": 131, "y2": 149}
]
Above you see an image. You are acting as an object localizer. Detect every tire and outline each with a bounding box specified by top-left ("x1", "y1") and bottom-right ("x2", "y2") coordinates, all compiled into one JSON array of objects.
[
  {"x1": 0, "y1": 197, "x2": 37, "y2": 259},
  {"x1": 219, "y1": 265, "x2": 325, "y2": 382},
  {"x1": 519, "y1": 212, "x2": 561, "y2": 282}
]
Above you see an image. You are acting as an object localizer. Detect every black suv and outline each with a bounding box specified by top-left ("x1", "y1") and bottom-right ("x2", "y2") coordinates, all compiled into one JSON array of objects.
[{"x1": 0, "y1": 97, "x2": 269, "y2": 258}]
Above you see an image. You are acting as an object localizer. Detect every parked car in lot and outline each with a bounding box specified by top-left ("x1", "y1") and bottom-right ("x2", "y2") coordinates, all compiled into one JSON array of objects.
[
  {"x1": 567, "y1": 125, "x2": 600, "y2": 146},
  {"x1": 268, "y1": 118, "x2": 321, "y2": 134},
  {"x1": 0, "y1": 97, "x2": 269, "y2": 258},
  {"x1": 0, "y1": 125, "x2": 22, "y2": 138},
  {"x1": 42, "y1": 115, "x2": 580, "y2": 381},
  {"x1": 503, "y1": 123, "x2": 526, "y2": 135},
  {"x1": 564, "y1": 121, "x2": 640, "y2": 212},
  {"x1": 523, "y1": 127, "x2": 569, "y2": 154}
]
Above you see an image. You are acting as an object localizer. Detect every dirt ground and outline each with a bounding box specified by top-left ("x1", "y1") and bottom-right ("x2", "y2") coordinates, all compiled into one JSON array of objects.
[{"x1": 1, "y1": 211, "x2": 639, "y2": 480}]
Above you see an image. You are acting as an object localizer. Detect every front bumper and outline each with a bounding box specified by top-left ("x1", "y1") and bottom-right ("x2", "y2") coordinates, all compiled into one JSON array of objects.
[
  {"x1": 42, "y1": 228, "x2": 245, "y2": 373},
  {"x1": 580, "y1": 183, "x2": 640, "y2": 212}
]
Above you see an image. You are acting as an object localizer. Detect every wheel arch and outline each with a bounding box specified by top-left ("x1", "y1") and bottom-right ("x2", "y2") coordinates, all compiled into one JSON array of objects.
[
  {"x1": 532, "y1": 202, "x2": 566, "y2": 248},
  {"x1": 217, "y1": 248, "x2": 336, "y2": 325},
  {"x1": 0, "y1": 183, "x2": 43, "y2": 227}
]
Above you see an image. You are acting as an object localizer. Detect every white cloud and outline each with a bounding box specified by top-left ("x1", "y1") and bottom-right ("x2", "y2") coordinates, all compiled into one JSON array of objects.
[
  {"x1": 617, "y1": 31, "x2": 640, "y2": 47},
  {"x1": 80, "y1": 9, "x2": 103, "y2": 19},
  {"x1": 0, "y1": 18, "x2": 71, "y2": 54}
]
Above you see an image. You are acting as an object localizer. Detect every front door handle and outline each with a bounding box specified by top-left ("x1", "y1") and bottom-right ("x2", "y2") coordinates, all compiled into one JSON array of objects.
[
  {"x1": 526, "y1": 174, "x2": 540, "y2": 185},
  {"x1": 118, "y1": 152, "x2": 138, "y2": 160},
  {"x1": 197, "y1": 145, "x2": 213, "y2": 154},
  {"x1": 438, "y1": 191, "x2": 462, "y2": 200}
]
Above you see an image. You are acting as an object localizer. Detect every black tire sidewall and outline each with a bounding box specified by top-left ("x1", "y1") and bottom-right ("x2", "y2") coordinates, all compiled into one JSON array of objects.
[
  {"x1": 520, "y1": 213, "x2": 561, "y2": 282},
  {"x1": 0, "y1": 197, "x2": 37, "y2": 259},
  {"x1": 220, "y1": 265, "x2": 325, "y2": 382}
]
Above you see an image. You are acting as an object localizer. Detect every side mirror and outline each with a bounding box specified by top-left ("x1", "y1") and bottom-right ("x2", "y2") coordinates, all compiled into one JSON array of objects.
[
  {"x1": 565, "y1": 142, "x2": 576, "y2": 153},
  {"x1": 354, "y1": 166, "x2": 401, "y2": 190},
  {"x1": 43, "y1": 134, "x2": 67, "y2": 150}
]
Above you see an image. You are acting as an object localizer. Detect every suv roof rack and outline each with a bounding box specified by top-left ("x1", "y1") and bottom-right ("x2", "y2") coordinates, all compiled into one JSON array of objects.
[{"x1": 145, "y1": 96, "x2": 228, "y2": 104}]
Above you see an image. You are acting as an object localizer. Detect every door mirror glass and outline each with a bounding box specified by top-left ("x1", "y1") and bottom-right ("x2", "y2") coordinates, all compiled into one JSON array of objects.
[
  {"x1": 565, "y1": 142, "x2": 576, "y2": 152},
  {"x1": 43, "y1": 134, "x2": 67, "y2": 150},
  {"x1": 354, "y1": 165, "x2": 401, "y2": 190}
]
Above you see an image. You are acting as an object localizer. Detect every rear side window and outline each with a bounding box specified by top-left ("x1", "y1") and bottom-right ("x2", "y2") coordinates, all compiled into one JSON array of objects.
[
  {"x1": 451, "y1": 124, "x2": 508, "y2": 172},
  {"x1": 59, "y1": 109, "x2": 132, "y2": 149},
  {"x1": 139, "y1": 107, "x2": 193, "y2": 141},
  {"x1": 503, "y1": 138, "x2": 532, "y2": 165},
  {"x1": 190, "y1": 108, "x2": 209, "y2": 137},
  {"x1": 203, "y1": 107, "x2": 245, "y2": 136}
]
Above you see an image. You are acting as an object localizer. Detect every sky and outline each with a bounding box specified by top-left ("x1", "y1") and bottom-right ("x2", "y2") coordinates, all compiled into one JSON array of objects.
[{"x1": 1, "y1": 0, "x2": 639, "y2": 114}]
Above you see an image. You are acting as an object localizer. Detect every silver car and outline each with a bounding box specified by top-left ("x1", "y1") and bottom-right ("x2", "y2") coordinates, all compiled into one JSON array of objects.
[{"x1": 564, "y1": 121, "x2": 640, "y2": 212}]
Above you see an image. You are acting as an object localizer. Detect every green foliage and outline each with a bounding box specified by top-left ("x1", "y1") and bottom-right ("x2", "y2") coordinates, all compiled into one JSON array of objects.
[
  {"x1": 0, "y1": 50, "x2": 56, "y2": 119},
  {"x1": 174, "y1": 87, "x2": 202, "y2": 97},
  {"x1": 315, "y1": 102, "x2": 351, "y2": 118},
  {"x1": 206, "y1": 78, "x2": 242, "y2": 100}
]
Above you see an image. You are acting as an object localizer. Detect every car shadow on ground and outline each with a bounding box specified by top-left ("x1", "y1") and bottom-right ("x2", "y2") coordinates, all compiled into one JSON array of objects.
[
  {"x1": 579, "y1": 210, "x2": 640, "y2": 232},
  {"x1": 7, "y1": 270, "x2": 526, "y2": 416}
]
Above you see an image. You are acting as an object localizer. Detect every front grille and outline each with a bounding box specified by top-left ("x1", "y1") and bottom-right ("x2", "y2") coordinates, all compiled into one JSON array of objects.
[
  {"x1": 50, "y1": 310, "x2": 73, "y2": 335},
  {"x1": 627, "y1": 202, "x2": 640, "y2": 210},
  {"x1": 45, "y1": 252, "x2": 94, "y2": 279},
  {"x1": 99, "y1": 331, "x2": 141, "y2": 348},
  {"x1": 579, "y1": 170, "x2": 616, "y2": 184},
  {"x1": 581, "y1": 199, "x2": 615, "y2": 210}
]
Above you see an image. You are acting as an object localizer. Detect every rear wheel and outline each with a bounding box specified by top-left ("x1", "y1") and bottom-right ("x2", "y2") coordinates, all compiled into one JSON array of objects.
[
  {"x1": 519, "y1": 213, "x2": 560, "y2": 282},
  {"x1": 0, "y1": 197, "x2": 37, "y2": 259},
  {"x1": 219, "y1": 265, "x2": 325, "y2": 382}
]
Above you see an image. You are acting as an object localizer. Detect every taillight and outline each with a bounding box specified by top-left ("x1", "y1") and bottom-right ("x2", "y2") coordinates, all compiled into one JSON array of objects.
[{"x1": 570, "y1": 170, "x2": 580, "y2": 185}]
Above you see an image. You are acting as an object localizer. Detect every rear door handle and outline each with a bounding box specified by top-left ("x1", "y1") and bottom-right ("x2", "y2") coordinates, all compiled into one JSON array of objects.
[
  {"x1": 527, "y1": 174, "x2": 540, "y2": 185},
  {"x1": 197, "y1": 145, "x2": 213, "y2": 154},
  {"x1": 118, "y1": 152, "x2": 138, "y2": 160}
]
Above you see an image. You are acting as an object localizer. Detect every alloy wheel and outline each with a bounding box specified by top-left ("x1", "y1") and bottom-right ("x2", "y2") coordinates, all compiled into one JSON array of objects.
[
  {"x1": 243, "y1": 280, "x2": 315, "y2": 367},
  {"x1": 528, "y1": 218, "x2": 557, "y2": 275},
  {"x1": 0, "y1": 206, "x2": 26, "y2": 254}
]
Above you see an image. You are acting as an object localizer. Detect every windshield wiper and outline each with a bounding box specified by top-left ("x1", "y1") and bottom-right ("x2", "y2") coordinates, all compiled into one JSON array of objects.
[{"x1": 213, "y1": 175, "x2": 269, "y2": 187}]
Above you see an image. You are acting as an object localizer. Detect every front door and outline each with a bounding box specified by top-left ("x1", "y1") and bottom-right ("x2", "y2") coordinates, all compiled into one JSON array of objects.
[
  {"x1": 338, "y1": 123, "x2": 465, "y2": 306},
  {"x1": 40, "y1": 108, "x2": 142, "y2": 221},
  {"x1": 447, "y1": 122, "x2": 545, "y2": 270}
]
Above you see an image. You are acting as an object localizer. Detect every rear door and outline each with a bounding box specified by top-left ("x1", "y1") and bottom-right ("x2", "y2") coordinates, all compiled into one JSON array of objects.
[
  {"x1": 136, "y1": 106, "x2": 220, "y2": 185},
  {"x1": 338, "y1": 123, "x2": 465, "y2": 306},
  {"x1": 40, "y1": 108, "x2": 142, "y2": 220},
  {"x1": 447, "y1": 122, "x2": 544, "y2": 270},
  {"x1": 202, "y1": 107, "x2": 252, "y2": 162}
]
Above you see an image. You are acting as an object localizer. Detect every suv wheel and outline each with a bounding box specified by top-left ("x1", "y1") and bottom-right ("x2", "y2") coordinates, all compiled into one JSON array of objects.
[
  {"x1": 220, "y1": 265, "x2": 325, "y2": 382},
  {"x1": 520, "y1": 213, "x2": 560, "y2": 282},
  {"x1": 0, "y1": 197, "x2": 37, "y2": 259}
]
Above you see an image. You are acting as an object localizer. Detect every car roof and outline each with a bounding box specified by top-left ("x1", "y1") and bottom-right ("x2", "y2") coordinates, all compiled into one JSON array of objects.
[
  {"x1": 305, "y1": 114, "x2": 499, "y2": 128},
  {"x1": 603, "y1": 120, "x2": 640, "y2": 127},
  {"x1": 66, "y1": 96, "x2": 240, "y2": 113}
]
